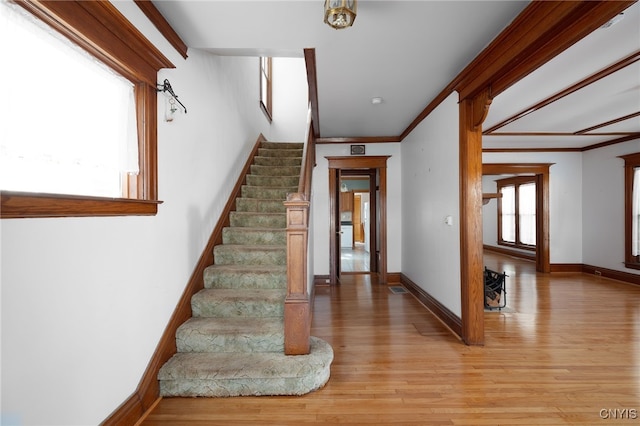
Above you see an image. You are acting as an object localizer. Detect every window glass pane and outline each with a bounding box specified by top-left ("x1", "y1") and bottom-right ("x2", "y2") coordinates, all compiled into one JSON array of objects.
[
  {"x1": 0, "y1": 3, "x2": 137, "y2": 198},
  {"x1": 519, "y1": 182, "x2": 536, "y2": 245},
  {"x1": 501, "y1": 186, "x2": 515, "y2": 243},
  {"x1": 633, "y1": 167, "x2": 640, "y2": 256}
]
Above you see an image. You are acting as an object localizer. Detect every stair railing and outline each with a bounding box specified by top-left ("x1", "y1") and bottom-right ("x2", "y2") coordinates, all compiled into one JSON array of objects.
[{"x1": 283, "y1": 105, "x2": 316, "y2": 355}]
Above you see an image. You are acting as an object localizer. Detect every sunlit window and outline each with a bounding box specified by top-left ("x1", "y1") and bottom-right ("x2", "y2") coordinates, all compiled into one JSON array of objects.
[
  {"x1": 259, "y1": 57, "x2": 272, "y2": 121},
  {"x1": 497, "y1": 177, "x2": 536, "y2": 250},
  {"x1": 0, "y1": 2, "x2": 137, "y2": 198}
]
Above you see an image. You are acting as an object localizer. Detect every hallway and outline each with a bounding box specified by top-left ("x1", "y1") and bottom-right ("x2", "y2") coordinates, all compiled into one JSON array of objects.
[{"x1": 143, "y1": 253, "x2": 640, "y2": 424}]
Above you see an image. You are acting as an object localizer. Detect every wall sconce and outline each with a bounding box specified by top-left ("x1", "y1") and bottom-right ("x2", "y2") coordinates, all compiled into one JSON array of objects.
[
  {"x1": 157, "y1": 79, "x2": 187, "y2": 122},
  {"x1": 324, "y1": 0, "x2": 357, "y2": 30}
]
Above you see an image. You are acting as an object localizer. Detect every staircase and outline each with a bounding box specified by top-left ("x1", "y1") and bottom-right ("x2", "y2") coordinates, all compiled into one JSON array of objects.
[{"x1": 158, "y1": 141, "x2": 333, "y2": 397}]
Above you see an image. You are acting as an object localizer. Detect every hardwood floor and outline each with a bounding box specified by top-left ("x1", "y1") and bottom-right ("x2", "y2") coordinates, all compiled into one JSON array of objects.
[{"x1": 141, "y1": 253, "x2": 640, "y2": 425}]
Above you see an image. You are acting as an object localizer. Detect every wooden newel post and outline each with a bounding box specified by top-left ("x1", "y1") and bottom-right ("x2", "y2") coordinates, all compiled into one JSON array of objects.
[{"x1": 283, "y1": 193, "x2": 311, "y2": 355}]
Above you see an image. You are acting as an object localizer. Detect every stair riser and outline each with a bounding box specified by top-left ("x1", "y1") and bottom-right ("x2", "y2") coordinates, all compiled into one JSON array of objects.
[
  {"x1": 250, "y1": 165, "x2": 301, "y2": 176},
  {"x1": 258, "y1": 148, "x2": 302, "y2": 158},
  {"x1": 203, "y1": 267, "x2": 286, "y2": 289},
  {"x1": 246, "y1": 175, "x2": 299, "y2": 187},
  {"x1": 253, "y1": 156, "x2": 302, "y2": 167},
  {"x1": 223, "y1": 228, "x2": 286, "y2": 246},
  {"x1": 192, "y1": 299, "x2": 284, "y2": 318},
  {"x1": 160, "y1": 372, "x2": 330, "y2": 397},
  {"x1": 229, "y1": 212, "x2": 286, "y2": 228},
  {"x1": 213, "y1": 246, "x2": 286, "y2": 266},
  {"x1": 241, "y1": 186, "x2": 296, "y2": 200},
  {"x1": 235, "y1": 198, "x2": 286, "y2": 213}
]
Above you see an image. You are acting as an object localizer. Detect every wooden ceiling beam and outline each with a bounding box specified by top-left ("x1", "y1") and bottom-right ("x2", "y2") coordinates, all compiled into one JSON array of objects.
[{"x1": 456, "y1": 1, "x2": 635, "y2": 101}]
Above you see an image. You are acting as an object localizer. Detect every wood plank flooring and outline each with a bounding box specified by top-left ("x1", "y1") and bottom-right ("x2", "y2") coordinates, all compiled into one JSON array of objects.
[{"x1": 141, "y1": 253, "x2": 640, "y2": 425}]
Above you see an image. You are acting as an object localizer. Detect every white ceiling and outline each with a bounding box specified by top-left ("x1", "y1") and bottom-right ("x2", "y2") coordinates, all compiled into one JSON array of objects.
[{"x1": 153, "y1": 0, "x2": 640, "y2": 150}]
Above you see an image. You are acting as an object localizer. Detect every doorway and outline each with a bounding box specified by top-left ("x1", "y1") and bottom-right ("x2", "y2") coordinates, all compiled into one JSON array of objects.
[
  {"x1": 327, "y1": 156, "x2": 390, "y2": 285},
  {"x1": 340, "y1": 171, "x2": 375, "y2": 274}
]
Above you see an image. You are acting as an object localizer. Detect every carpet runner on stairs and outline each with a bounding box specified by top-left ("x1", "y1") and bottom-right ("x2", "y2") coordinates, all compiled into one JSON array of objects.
[{"x1": 158, "y1": 141, "x2": 333, "y2": 397}]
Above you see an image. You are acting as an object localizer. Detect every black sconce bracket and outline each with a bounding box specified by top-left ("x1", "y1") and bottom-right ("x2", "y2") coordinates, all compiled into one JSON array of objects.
[{"x1": 156, "y1": 79, "x2": 187, "y2": 114}]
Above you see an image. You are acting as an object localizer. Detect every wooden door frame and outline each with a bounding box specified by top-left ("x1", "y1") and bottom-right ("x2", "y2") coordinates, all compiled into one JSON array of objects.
[
  {"x1": 327, "y1": 156, "x2": 389, "y2": 285},
  {"x1": 483, "y1": 163, "x2": 552, "y2": 273}
]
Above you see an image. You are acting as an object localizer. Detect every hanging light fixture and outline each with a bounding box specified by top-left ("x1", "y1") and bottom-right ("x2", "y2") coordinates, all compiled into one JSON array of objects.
[{"x1": 324, "y1": 0, "x2": 357, "y2": 30}]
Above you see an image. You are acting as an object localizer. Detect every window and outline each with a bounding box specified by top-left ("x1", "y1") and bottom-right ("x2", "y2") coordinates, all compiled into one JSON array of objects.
[
  {"x1": 0, "y1": 1, "x2": 173, "y2": 218},
  {"x1": 260, "y1": 57, "x2": 272, "y2": 121},
  {"x1": 1, "y1": 3, "x2": 137, "y2": 198},
  {"x1": 497, "y1": 176, "x2": 536, "y2": 250},
  {"x1": 622, "y1": 152, "x2": 640, "y2": 269}
]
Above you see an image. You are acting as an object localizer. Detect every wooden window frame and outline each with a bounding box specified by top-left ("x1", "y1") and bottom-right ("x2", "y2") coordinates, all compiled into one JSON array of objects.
[
  {"x1": 622, "y1": 152, "x2": 640, "y2": 270},
  {"x1": 259, "y1": 56, "x2": 273, "y2": 122},
  {"x1": 497, "y1": 176, "x2": 537, "y2": 251},
  {"x1": 1, "y1": 0, "x2": 174, "y2": 218}
]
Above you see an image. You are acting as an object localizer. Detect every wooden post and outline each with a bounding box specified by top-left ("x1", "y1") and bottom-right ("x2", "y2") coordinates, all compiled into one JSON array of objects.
[
  {"x1": 459, "y1": 88, "x2": 492, "y2": 346},
  {"x1": 283, "y1": 193, "x2": 311, "y2": 355}
]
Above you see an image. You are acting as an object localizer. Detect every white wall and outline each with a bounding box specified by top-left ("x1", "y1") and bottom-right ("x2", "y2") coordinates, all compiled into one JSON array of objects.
[
  {"x1": 0, "y1": 2, "x2": 308, "y2": 424},
  {"x1": 582, "y1": 139, "x2": 640, "y2": 274},
  {"x1": 482, "y1": 151, "x2": 584, "y2": 264},
  {"x1": 400, "y1": 93, "x2": 461, "y2": 317},
  {"x1": 312, "y1": 143, "x2": 402, "y2": 276}
]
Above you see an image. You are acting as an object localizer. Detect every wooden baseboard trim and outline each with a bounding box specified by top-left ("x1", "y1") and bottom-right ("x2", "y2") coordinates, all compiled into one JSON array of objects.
[
  {"x1": 484, "y1": 244, "x2": 535, "y2": 261},
  {"x1": 101, "y1": 135, "x2": 268, "y2": 426},
  {"x1": 387, "y1": 272, "x2": 401, "y2": 284},
  {"x1": 582, "y1": 264, "x2": 640, "y2": 286},
  {"x1": 314, "y1": 275, "x2": 330, "y2": 286},
  {"x1": 550, "y1": 263, "x2": 583, "y2": 273},
  {"x1": 400, "y1": 273, "x2": 462, "y2": 339}
]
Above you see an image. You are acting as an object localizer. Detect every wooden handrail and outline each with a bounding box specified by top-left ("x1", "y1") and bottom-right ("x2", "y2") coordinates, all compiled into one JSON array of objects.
[{"x1": 283, "y1": 106, "x2": 316, "y2": 355}]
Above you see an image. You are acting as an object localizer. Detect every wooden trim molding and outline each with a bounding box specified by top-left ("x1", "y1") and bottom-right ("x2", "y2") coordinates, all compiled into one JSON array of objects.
[
  {"x1": 317, "y1": 136, "x2": 402, "y2": 144},
  {"x1": 621, "y1": 152, "x2": 640, "y2": 270},
  {"x1": 304, "y1": 49, "x2": 320, "y2": 139},
  {"x1": 134, "y1": 0, "x2": 188, "y2": 59},
  {"x1": 327, "y1": 156, "x2": 389, "y2": 285},
  {"x1": 0, "y1": 192, "x2": 162, "y2": 218},
  {"x1": 101, "y1": 135, "x2": 267, "y2": 426},
  {"x1": 582, "y1": 264, "x2": 640, "y2": 286},
  {"x1": 550, "y1": 263, "x2": 583, "y2": 273},
  {"x1": 400, "y1": 274, "x2": 463, "y2": 339}
]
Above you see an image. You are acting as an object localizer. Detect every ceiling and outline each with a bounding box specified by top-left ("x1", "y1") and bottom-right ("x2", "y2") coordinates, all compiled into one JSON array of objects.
[{"x1": 152, "y1": 1, "x2": 640, "y2": 150}]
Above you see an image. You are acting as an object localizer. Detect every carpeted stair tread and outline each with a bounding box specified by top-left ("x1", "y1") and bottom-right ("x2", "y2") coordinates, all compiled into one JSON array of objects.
[
  {"x1": 257, "y1": 148, "x2": 303, "y2": 158},
  {"x1": 159, "y1": 337, "x2": 333, "y2": 397},
  {"x1": 191, "y1": 288, "x2": 286, "y2": 318},
  {"x1": 246, "y1": 174, "x2": 300, "y2": 187},
  {"x1": 260, "y1": 142, "x2": 304, "y2": 150},
  {"x1": 203, "y1": 264, "x2": 286, "y2": 289},
  {"x1": 213, "y1": 245, "x2": 286, "y2": 266},
  {"x1": 241, "y1": 185, "x2": 298, "y2": 199},
  {"x1": 250, "y1": 164, "x2": 301, "y2": 176},
  {"x1": 222, "y1": 227, "x2": 286, "y2": 245},
  {"x1": 176, "y1": 317, "x2": 284, "y2": 353},
  {"x1": 229, "y1": 211, "x2": 286, "y2": 228},
  {"x1": 253, "y1": 156, "x2": 302, "y2": 167},
  {"x1": 235, "y1": 198, "x2": 286, "y2": 213}
]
